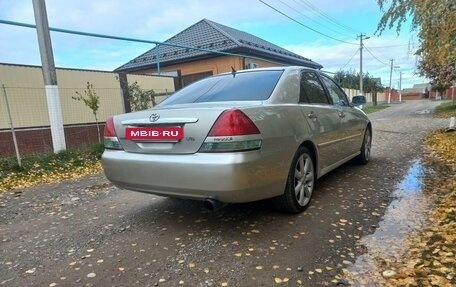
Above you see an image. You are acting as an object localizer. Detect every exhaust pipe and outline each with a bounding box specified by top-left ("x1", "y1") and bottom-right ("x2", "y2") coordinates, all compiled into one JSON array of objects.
[{"x1": 203, "y1": 199, "x2": 226, "y2": 212}]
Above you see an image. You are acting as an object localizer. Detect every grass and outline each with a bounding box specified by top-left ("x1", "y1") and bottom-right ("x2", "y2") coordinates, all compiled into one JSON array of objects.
[
  {"x1": 363, "y1": 104, "x2": 390, "y2": 114},
  {"x1": 434, "y1": 101, "x2": 456, "y2": 118},
  {"x1": 0, "y1": 143, "x2": 104, "y2": 192}
]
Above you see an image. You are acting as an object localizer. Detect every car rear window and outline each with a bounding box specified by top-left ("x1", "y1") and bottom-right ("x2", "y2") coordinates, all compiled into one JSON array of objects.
[{"x1": 159, "y1": 70, "x2": 283, "y2": 105}]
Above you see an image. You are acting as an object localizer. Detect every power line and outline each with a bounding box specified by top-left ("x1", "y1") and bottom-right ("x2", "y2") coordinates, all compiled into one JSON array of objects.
[
  {"x1": 280, "y1": 0, "x2": 353, "y2": 37},
  {"x1": 0, "y1": 19, "x2": 320, "y2": 68},
  {"x1": 339, "y1": 48, "x2": 360, "y2": 70},
  {"x1": 259, "y1": 0, "x2": 358, "y2": 45},
  {"x1": 363, "y1": 45, "x2": 390, "y2": 66},
  {"x1": 368, "y1": 43, "x2": 411, "y2": 48},
  {"x1": 364, "y1": 44, "x2": 391, "y2": 61},
  {"x1": 295, "y1": 0, "x2": 359, "y2": 34}
]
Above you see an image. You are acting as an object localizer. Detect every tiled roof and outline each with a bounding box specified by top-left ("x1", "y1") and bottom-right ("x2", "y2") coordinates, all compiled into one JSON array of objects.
[{"x1": 116, "y1": 19, "x2": 322, "y2": 71}]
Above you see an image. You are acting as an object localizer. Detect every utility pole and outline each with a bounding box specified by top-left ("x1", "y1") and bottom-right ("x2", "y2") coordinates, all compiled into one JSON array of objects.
[
  {"x1": 387, "y1": 59, "x2": 400, "y2": 104},
  {"x1": 357, "y1": 33, "x2": 369, "y2": 96},
  {"x1": 452, "y1": 82, "x2": 455, "y2": 105},
  {"x1": 33, "y1": 0, "x2": 66, "y2": 152},
  {"x1": 399, "y1": 71, "x2": 402, "y2": 103},
  {"x1": 388, "y1": 59, "x2": 394, "y2": 104}
]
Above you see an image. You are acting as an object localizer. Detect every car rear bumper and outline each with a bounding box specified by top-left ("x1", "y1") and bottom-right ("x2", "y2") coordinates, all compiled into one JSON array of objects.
[{"x1": 101, "y1": 150, "x2": 285, "y2": 203}]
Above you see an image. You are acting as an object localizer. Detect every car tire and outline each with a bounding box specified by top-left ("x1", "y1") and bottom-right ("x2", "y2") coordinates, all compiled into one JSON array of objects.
[
  {"x1": 354, "y1": 128, "x2": 371, "y2": 165},
  {"x1": 274, "y1": 147, "x2": 315, "y2": 213}
]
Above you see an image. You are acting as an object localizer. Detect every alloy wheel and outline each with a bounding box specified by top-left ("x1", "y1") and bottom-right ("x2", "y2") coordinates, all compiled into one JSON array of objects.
[{"x1": 294, "y1": 153, "x2": 314, "y2": 207}]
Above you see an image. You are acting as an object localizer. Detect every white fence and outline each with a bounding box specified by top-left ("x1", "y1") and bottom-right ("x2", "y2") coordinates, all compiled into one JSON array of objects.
[{"x1": 343, "y1": 88, "x2": 387, "y2": 104}]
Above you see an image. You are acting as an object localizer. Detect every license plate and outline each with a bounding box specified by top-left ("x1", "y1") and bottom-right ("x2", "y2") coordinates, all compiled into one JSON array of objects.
[{"x1": 126, "y1": 127, "x2": 183, "y2": 141}]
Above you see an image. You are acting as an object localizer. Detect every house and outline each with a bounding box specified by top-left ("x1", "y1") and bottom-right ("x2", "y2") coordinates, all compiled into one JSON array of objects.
[
  {"x1": 401, "y1": 83, "x2": 455, "y2": 100},
  {"x1": 116, "y1": 19, "x2": 322, "y2": 87},
  {"x1": 401, "y1": 83, "x2": 431, "y2": 100}
]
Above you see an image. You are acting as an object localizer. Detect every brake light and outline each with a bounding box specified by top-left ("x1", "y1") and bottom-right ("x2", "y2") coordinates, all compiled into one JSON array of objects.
[
  {"x1": 104, "y1": 116, "x2": 117, "y2": 137},
  {"x1": 208, "y1": 109, "x2": 260, "y2": 136},
  {"x1": 200, "y1": 109, "x2": 262, "y2": 152},
  {"x1": 104, "y1": 116, "x2": 122, "y2": 150}
]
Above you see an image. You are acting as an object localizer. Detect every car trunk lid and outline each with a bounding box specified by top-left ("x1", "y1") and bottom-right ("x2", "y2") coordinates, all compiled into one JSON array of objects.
[{"x1": 113, "y1": 102, "x2": 261, "y2": 154}]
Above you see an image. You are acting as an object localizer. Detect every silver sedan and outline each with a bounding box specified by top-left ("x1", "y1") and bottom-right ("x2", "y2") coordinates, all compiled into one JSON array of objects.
[{"x1": 102, "y1": 66, "x2": 371, "y2": 213}]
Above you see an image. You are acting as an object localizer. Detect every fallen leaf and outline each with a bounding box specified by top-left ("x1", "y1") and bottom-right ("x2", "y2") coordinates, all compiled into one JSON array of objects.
[{"x1": 25, "y1": 268, "x2": 36, "y2": 274}]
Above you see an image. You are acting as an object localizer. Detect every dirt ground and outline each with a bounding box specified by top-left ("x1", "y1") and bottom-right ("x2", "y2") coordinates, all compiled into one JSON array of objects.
[{"x1": 0, "y1": 100, "x2": 449, "y2": 286}]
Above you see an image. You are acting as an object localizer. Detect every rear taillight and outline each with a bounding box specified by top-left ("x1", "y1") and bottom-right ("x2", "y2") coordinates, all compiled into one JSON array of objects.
[
  {"x1": 208, "y1": 109, "x2": 260, "y2": 136},
  {"x1": 200, "y1": 109, "x2": 262, "y2": 152},
  {"x1": 104, "y1": 116, "x2": 122, "y2": 150}
]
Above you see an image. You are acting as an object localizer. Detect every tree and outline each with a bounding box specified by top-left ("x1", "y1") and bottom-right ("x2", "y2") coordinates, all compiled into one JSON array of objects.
[
  {"x1": 334, "y1": 69, "x2": 359, "y2": 90},
  {"x1": 376, "y1": 0, "x2": 456, "y2": 86},
  {"x1": 432, "y1": 82, "x2": 451, "y2": 98},
  {"x1": 72, "y1": 82, "x2": 101, "y2": 143},
  {"x1": 334, "y1": 70, "x2": 384, "y2": 92},
  {"x1": 127, "y1": 81, "x2": 156, "y2": 112},
  {"x1": 334, "y1": 70, "x2": 384, "y2": 105}
]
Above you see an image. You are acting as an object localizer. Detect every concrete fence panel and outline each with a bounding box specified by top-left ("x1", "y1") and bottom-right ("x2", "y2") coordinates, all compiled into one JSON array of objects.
[{"x1": 0, "y1": 63, "x2": 175, "y2": 156}]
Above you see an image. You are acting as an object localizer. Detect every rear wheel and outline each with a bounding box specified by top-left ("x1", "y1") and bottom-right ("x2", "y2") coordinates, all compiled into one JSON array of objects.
[
  {"x1": 354, "y1": 128, "x2": 371, "y2": 164},
  {"x1": 274, "y1": 147, "x2": 315, "y2": 213}
]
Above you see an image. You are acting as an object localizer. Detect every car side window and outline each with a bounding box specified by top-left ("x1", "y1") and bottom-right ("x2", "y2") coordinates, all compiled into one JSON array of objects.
[
  {"x1": 320, "y1": 75, "x2": 349, "y2": 106},
  {"x1": 300, "y1": 71, "x2": 329, "y2": 104}
]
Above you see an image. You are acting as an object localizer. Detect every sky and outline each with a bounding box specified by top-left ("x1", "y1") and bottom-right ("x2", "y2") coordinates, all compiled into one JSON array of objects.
[{"x1": 0, "y1": 0, "x2": 425, "y2": 89}]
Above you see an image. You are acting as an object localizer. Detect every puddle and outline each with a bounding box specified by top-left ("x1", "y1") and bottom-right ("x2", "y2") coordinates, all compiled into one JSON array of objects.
[
  {"x1": 415, "y1": 109, "x2": 431, "y2": 114},
  {"x1": 398, "y1": 162, "x2": 425, "y2": 193},
  {"x1": 345, "y1": 160, "x2": 434, "y2": 285}
]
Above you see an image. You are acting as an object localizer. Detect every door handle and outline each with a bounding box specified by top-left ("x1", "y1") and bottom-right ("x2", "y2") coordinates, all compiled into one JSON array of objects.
[
  {"x1": 338, "y1": 111, "x2": 345, "y2": 118},
  {"x1": 307, "y1": 112, "x2": 318, "y2": 119}
]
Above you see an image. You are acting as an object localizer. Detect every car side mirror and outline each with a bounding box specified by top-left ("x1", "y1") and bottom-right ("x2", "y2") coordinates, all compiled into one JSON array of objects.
[{"x1": 352, "y1": 95, "x2": 366, "y2": 106}]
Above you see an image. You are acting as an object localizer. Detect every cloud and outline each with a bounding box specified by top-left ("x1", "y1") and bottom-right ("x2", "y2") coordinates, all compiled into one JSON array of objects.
[{"x1": 0, "y1": 0, "x2": 425, "y2": 88}]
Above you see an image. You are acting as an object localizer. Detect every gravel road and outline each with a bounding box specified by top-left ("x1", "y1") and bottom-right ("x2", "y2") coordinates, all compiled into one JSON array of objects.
[{"x1": 0, "y1": 100, "x2": 449, "y2": 287}]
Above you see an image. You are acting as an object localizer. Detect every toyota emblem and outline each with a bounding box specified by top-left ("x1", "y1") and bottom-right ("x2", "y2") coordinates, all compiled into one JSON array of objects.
[{"x1": 149, "y1": 113, "x2": 160, "y2": 122}]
